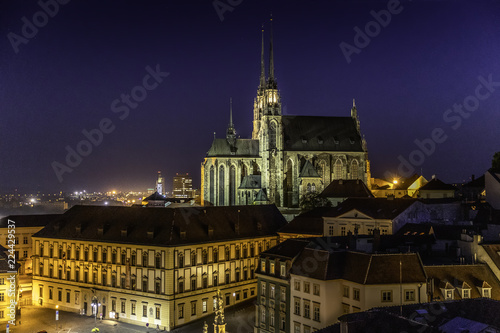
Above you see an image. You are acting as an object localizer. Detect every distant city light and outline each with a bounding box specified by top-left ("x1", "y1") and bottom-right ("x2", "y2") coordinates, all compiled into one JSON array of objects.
[{"x1": 104, "y1": 201, "x2": 108, "y2": 205}]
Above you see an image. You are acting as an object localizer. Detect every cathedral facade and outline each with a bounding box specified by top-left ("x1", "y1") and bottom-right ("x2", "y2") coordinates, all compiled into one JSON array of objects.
[{"x1": 201, "y1": 27, "x2": 370, "y2": 208}]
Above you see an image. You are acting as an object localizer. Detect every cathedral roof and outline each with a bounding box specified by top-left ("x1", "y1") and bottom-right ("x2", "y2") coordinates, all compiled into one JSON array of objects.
[
  {"x1": 206, "y1": 138, "x2": 260, "y2": 157},
  {"x1": 299, "y1": 160, "x2": 321, "y2": 178},
  {"x1": 282, "y1": 116, "x2": 363, "y2": 152},
  {"x1": 254, "y1": 189, "x2": 269, "y2": 202},
  {"x1": 239, "y1": 175, "x2": 261, "y2": 189}
]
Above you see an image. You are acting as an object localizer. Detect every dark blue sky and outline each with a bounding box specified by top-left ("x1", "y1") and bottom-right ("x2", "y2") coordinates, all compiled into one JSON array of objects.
[{"x1": 1, "y1": 0, "x2": 499, "y2": 193}]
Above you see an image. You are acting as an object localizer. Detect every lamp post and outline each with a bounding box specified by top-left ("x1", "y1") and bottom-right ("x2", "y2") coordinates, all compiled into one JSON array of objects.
[
  {"x1": 55, "y1": 305, "x2": 59, "y2": 330},
  {"x1": 91, "y1": 296, "x2": 100, "y2": 329}
]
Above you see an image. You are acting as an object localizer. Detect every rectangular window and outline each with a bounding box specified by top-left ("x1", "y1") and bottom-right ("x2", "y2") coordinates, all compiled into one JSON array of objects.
[
  {"x1": 405, "y1": 289, "x2": 415, "y2": 301},
  {"x1": 343, "y1": 285, "x2": 350, "y2": 298},
  {"x1": 445, "y1": 289, "x2": 453, "y2": 300},
  {"x1": 280, "y1": 287, "x2": 286, "y2": 302},
  {"x1": 58, "y1": 290, "x2": 62, "y2": 302},
  {"x1": 121, "y1": 301, "x2": 126, "y2": 313},
  {"x1": 294, "y1": 280, "x2": 300, "y2": 291},
  {"x1": 261, "y1": 282, "x2": 266, "y2": 296},
  {"x1": 304, "y1": 282, "x2": 310, "y2": 294},
  {"x1": 270, "y1": 284, "x2": 275, "y2": 299},
  {"x1": 0, "y1": 311, "x2": 3, "y2": 319},
  {"x1": 191, "y1": 301, "x2": 196, "y2": 316},
  {"x1": 23, "y1": 236, "x2": 28, "y2": 244},
  {"x1": 143, "y1": 305, "x2": 147, "y2": 317},
  {"x1": 342, "y1": 303, "x2": 350, "y2": 314},
  {"x1": 0, "y1": 293, "x2": 4, "y2": 301},
  {"x1": 304, "y1": 301, "x2": 310, "y2": 318},
  {"x1": 270, "y1": 262, "x2": 275, "y2": 274},
  {"x1": 260, "y1": 308, "x2": 266, "y2": 324},
  {"x1": 74, "y1": 291, "x2": 80, "y2": 305},
  {"x1": 261, "y1": 259, "x2": 266, "y2": 273},
  {"x1": 0, "y1": 278, "x2": 3, "y2": 285},
  {"x1": 270, "y1": 311, "x2": 275, "y2": 327},
  {"x1": 294, "y1": 298, "x2": 301, "y2": 315},
  {"x1": 23, "y1": 250, "x2": 28, "y2": 258},
  {"x1": 353, "y1": 288, "x2": 360, "y2": 301},
  {"x1": 462, "y1": 289, "x2": 470, "y2": 299},
  {"x1": 484, "y1": 289, "x2": 491, "y2": 298},
  {"x1": 39, "y1": 286, "x2": 43, "y2": 298},
  {"x1": 202, "y1": 299, "x2": 207, "y2": 313},
  {"x1": 66, "y1": 291, "x2": 70, "y2": 303},
  {"x1": 49, "y1": 288, "x2": 53, "y2": 300},
  {"x1": 382, "y1": 290, "x2": 392, "y2": 302},
  {"x1": 328, "y1": 225, "x2": 334, "y2": 236},
  {"x1": 131, "y1": 303, "x2": 136, "y2": 316},
  {"x1": 341, "y1": 226, "x2": 346, "y2": 236},
  {"x1": 313, "y1": 303, "x2": 320, "y2": 321},
  {"x1": 155, "y1": 306, "x2": 160, "y2": 320},
  {"x1": 313, "y1": 284, "x2": 320, "y2": 296},
  {"x1": 178, "y1": 304, "x2": 184, "y2": 319},
  {"x1": 294, "y1": 323, "x2": 301, "y2": 333},
  {"x1": 280, "y1": 263, "x2": 286, "y2": 277}
]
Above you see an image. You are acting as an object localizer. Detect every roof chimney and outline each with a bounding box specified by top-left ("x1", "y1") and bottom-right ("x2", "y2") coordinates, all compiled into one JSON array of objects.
[{"x1": 432, "y1": 174, "x2": 436, "y2": 180}]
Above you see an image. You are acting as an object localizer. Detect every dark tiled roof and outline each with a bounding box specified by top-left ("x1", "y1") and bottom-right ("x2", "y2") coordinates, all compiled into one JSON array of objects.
[
  {"x1": 0, "y1": 214, "x2": 61, "y2": 228},
  {"x1": 254, "y1": 189, "x2": 268, "y2": 202},
  {"x1": 319, "y1": 179, "x2": 373, "y2": 198},
  {"x1": 299, "y1": 160, "x2": 320, "y2": 178},
  {"x1": 419, "y1": 179, "x2": 456, "y2": 191},
  {"x1": 290, "y1": 242, "x2": 426, "y2": 284},
  {"x1": 396, "y1": 223, "x2": 480, "y2": 241},
  {"x1": 480, "y1": 244, "x2": 500, "y2": 271},
  {"x1": 463, "y1": 175, "x2": 485, "y2": 188},
  {"x1": 206, "y1": 138, "x2": 259, "y2": 157},
  {"x1": 143, "y1": 191, "x2": 166, "y2": 201},
  {"x1": 260, "y1": 238, "x2": 311, "y2": 260},
  {"x1": 277, "y1": 214, "x2": 324, "y2": 236},
  {"x1": 282, "y1": 116, "x2": 363, "y2": 152},
  {"x1": 239, "y1": 175, "x2": 261, "y2": 189},
  {"x1": 331, "y1": 198, "x2": 418, "y2": 220},
  {"x1": 33, "y1": 204, "x2": 286, "y2": 246},
  {"x1": 425, "y1": 264, "x2": 500, "y2": 301}
]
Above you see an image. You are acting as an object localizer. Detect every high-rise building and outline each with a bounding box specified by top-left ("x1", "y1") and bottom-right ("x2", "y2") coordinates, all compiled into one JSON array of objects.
[
  {"x1": 173, "y1": 173, "x2": 193, "y2": 198},
  {"x1": 156, "y1": 171, "x2": 164, "y2": 195}
]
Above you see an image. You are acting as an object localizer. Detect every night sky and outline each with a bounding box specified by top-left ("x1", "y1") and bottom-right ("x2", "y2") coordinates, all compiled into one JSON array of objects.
[{"x1": 1, "y1": 0, "x2": 499, "y2": 193}]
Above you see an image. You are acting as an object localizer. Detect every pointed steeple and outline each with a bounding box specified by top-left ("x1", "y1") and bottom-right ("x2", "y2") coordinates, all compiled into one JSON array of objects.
[
  {"x1": 259, "y1": 25, "x2": 266, "y2": 88},
  {"x1": 268, "y1": 14, "x2": 276, "y2": 87},
  {"x1": 226, "y1": 98, "x2": 236, "y2": 147}
]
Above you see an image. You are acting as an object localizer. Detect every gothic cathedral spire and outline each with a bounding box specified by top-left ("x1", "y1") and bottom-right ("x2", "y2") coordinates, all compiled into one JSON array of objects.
[
  {"x1": 226, "y1": 98, "x2": 236, "y2": 147},
  {"x1": 259, "y1": 25, "x2": 266, "y2": 89}
]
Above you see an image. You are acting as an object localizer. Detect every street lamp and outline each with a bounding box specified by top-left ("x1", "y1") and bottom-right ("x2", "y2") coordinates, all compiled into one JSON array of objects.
[
  {"x1": 55, "y1": 305, "x2": 59, "y2": 330},
  {"x1": 91, "y1": 296, "x2": 101, "y2": 329}
]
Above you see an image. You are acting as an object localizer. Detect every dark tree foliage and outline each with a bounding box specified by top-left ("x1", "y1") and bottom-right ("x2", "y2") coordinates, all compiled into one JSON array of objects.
[{"x1": 299, "y1": 192, "x2": 332, "y2": 212}]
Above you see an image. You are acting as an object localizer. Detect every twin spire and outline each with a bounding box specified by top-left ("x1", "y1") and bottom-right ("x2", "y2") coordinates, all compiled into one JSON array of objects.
[{"x1": 259, "y1": 16, "x2": 276, "y2": 89}]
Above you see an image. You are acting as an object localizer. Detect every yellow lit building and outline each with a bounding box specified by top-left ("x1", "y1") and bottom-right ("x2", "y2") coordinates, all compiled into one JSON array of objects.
[
  {"x1": 0, "y1": 245, "x2": 20, "y2": 326},
  {"x1": 31, "y1": 204, "x2": 286, "y2": 330}
]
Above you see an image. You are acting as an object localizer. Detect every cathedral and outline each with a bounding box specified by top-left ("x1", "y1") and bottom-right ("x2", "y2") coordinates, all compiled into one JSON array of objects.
[{"x1": 201, "y1": 25, "x2": 370, "y2": 208}]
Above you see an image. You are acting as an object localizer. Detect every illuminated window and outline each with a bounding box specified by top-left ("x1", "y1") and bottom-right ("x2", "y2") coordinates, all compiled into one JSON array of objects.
[
  {"x1": 351, "y1": 159, "x2": 359, "y2": 179},
  {"x1": 334, "y1": 159, "x2": 343, "y2": 180}
]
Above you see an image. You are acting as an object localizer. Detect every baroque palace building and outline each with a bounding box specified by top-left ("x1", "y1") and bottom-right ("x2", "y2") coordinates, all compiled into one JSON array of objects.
[
  {"x1": 31, "y1": 204, "x2": 286, "y2": 330},
  {"x1": 201, "y1": 25, "x2": 370, "y2": 208}
]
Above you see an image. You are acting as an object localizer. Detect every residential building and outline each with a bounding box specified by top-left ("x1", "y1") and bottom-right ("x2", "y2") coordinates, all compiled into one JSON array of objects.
[
  {"x1": 0, "y1": 214, "x2": 58, "y2": 275},
  {"x1": 371, "y1": 174, "x2": 428, "y2": 198},
  {"x1": 289, "y1": 248, "x2": 427, "y2": 332},
  {"x1": 424, "y1": 264, "x2": 500, "y2": 302},
  {"x1": 279, "y1": 198, "x2": 428, "y2": 240},
  {"x1": 254, "y1": 238, "x2": 311, "y2": 333},
  {"x1": 31, "y1": 204, "x2": 286, "y2": 330},
  {"x1": 417, "y1": 177, "x2": 456, "y2": 199},
  {"x1": 173, "y1": 173, "x2": 193, "y2": 199},
  {"x1": 201, "y1": 27, "x2": 370, "y2": 208}
]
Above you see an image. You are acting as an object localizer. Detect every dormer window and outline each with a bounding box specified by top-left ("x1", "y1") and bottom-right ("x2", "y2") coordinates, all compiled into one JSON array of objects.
[
  {"x1": 270, "y1": 261, "x2": 275, "y2": 275},
  {"x1": 280, "y1": 263, "x2": 286, "y2": 277},
  {"x1": 483, "y1": 288, "x2": 491, "y2": 298},
  {"x1": 462, "y1": 289, "x2": 470, "y2": 299},
  {"x1": 478, "y1": 281, "x2": 492, "y2": 298},
  {"x1": 317, "y1": 136, "x2": 323, "y2": 144},
  {"x1": 261, "y1": 259, "x2": 266, "y2": 273},
  {"x1": 333, "y1": 136, "x2": 340, "y2": 144}
]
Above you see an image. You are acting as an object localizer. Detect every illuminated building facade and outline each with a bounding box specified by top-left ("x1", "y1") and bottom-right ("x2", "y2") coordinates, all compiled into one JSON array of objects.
[
  {"x1": 202, "y1": 26, "x2": 370, "y2": 208},
  {"x1": 156, "y1": 171, "x2": 165, "y2": 196},
  {"x1": 31, "y1": 204, "x2": 286, "y2": 330}
]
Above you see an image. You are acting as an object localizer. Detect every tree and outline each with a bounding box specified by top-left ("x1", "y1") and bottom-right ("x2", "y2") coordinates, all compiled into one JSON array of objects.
[
  {"x1": 492, "y1": 152, "x2": 500, "y2": 171},
  {"x1": 299, "y1": 192, "x2": 332, "y2": 212}
]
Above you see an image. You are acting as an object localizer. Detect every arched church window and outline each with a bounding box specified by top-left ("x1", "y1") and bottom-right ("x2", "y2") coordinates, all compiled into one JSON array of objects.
[
  {"x1": 229, "y1": 165, "x2": 236, "y2": 206},
  {"x1": 209, "y1": 166, "x2": 215, "y2": 204},
  {"x1": 218, "y1": 165, "x2": 225, "y2": 205},
  {"x1": 334, "y1": 159, "x2": 343, "y2": 180},
  {"x1": 307, "y1": 183, "x2": 311, "y2": 193},
  {"x1": 351, "y1": 160, "x2": 359, "y2": 180},
  {"x1": 312, "y1": 183, "x2": 316, "y2": 192}
]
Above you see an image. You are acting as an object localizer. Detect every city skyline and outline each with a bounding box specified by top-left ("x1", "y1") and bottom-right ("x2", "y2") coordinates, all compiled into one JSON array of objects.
[{"x1": 1, "y1": 0, "x2": 499, "y2": 193}]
